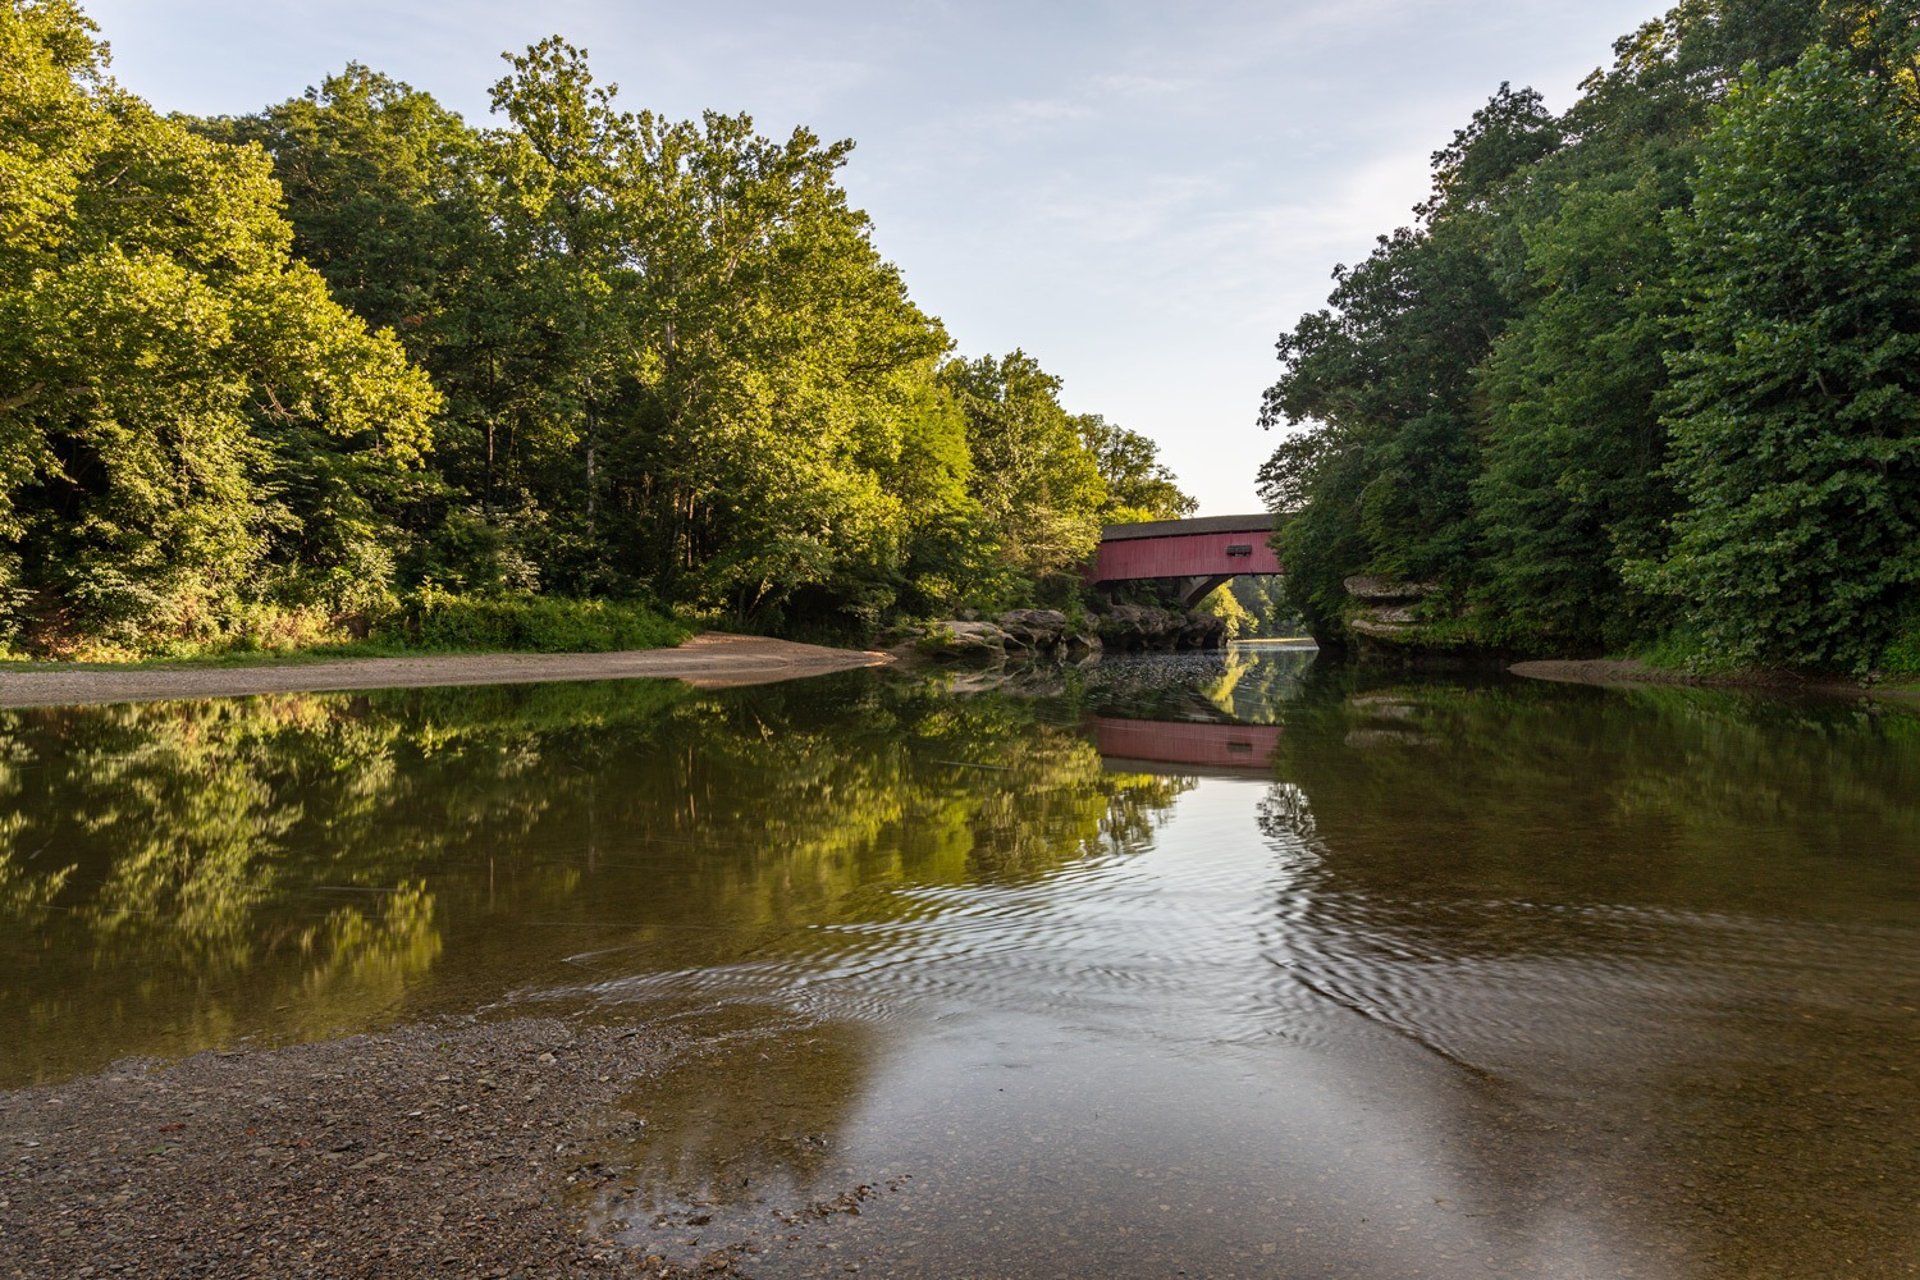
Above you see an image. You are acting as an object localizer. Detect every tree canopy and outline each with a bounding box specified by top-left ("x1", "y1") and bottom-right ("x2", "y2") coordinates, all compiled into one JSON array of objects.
[
  {"x1": 1, "y1": 0, "x2": 437, "y2": 653},
  {"x1": 2, "y1": 2, "x2": 1193, "y2": 655},
  {"x1": 1259, "y1": 0, "x2": 1920, "y2": 673}
]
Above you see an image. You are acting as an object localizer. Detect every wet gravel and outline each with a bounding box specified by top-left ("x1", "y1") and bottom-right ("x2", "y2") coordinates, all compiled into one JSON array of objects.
[{"x1": 0, "y1": 1015, "x2": 756, "y2": 1279}]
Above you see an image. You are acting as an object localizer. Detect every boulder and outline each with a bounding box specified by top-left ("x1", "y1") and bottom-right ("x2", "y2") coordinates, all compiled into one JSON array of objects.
[
  {"x1": 995, "y1": 608, "x2": 1069, "y2": 651},
  {"x1": 1096, "y1": 604, "x2": 1226, "y2": 651},
  {"x1": 916, "y1": 620, "x2": 1009, "y2": 663},
  {"x1": 1062, "y1": 631, "x2": 1103, "y2": 658}
]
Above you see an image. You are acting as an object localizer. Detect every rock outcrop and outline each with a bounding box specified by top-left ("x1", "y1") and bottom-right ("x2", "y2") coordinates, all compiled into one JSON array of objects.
[
  {"x1": 915, "y1": 620, "x2": 1010, "y2": 662},
  {"x1": 1342, "y1": 576, "x2": 1439, "y2": 646},
  {"x1": 1337, "y1": 576, "x2": 1505, "y2": 668},
  {"x1": 1094, "y1": 604, "x2": 1226, "y2": 652},
  {"x1": 914, "y1": 610, "x2": 1101, "y2": 664},
  {"x1": 914, "y1": 601, "x2": 1231, "y2": 663},
  {"x1": 996, "y1": 609, "x2": 1069, "y2": 651}
]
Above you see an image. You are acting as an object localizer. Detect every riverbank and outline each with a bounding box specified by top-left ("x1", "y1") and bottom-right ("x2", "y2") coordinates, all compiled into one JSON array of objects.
[
  {"x1": 0, "y1": 633, "x2": 893, "y2": 708},
  {"x1": 1510, "y1": 656, "x2": 1920, "y2": 704},
  {"x1": 0, "y1": 1013, "x2": 763, "y2": 1279}
]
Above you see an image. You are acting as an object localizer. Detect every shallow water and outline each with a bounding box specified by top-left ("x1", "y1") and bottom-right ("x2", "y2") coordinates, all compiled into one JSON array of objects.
[{"x1": 4, "y1": 651, "x2": 1917, "y2": 1276}]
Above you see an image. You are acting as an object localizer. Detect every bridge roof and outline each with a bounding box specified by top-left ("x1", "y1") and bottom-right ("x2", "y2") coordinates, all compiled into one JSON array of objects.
[{"x1": 1099, "y1": 512, "x2": 1275, "y2": 542}]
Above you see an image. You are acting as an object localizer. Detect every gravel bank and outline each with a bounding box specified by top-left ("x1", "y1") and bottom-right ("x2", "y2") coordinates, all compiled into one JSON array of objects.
[
  {"x1": 1509, "y1": 656, "x2": 1920, "y2": 704},
  {"x1": 0, "y1": 1016, "x2": 743, "y2": 1279},
  {"x1": 0, "y1": 634, "x2": 892, "y2": 709},
  {"x1": 1506, "y1": 657, "x2": 1698, "y2": 687}
]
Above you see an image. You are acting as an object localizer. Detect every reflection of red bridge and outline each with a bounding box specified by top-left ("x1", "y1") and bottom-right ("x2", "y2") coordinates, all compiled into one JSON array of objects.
[{"x1": 1092, "y1": 717, "x2": 1282, "y2": 776}]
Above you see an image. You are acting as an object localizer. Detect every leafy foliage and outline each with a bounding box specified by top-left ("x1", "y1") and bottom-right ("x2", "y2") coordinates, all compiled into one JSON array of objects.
[
  {"x1": 3, "y1": 4, "x2": 1195, "y2": 655},
  {"x1": 1642, "y1": 46, "x2": 1920, "y2": 671},
  {"x1": 376, "y1": 588, "x2": 690, "y2": 653},
  {"x1": 0, "y1": 1, "x2": 437, "y2": 655},
  {"x1": 1258, "y1": 0, "x2": 1920, "y2": 671}
]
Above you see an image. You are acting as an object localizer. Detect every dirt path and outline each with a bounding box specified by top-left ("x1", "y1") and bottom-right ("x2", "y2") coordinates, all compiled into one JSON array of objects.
[{"x1": 0, "y1": 633, "x2": 893, "y2": 709}]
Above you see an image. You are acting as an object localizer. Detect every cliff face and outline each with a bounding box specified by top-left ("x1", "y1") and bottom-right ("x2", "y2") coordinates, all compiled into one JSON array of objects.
[
  {"x1": 1337, "y1": 576, "x2": 1507, "y2": 668},
  {"x1": 1342, "y1": 576, "x2": 1437, "y2": 647}
]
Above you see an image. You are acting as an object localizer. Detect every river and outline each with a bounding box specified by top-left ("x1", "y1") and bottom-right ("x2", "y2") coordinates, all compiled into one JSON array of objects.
[{"x1": 3, "y1": 648, "x2": 1916, "y2": 1277}]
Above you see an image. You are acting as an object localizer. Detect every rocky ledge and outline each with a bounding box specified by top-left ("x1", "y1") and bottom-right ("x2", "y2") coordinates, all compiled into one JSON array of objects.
[
  {"x1": 914, "y1": 604, "x2": 1228, "y2": 664},
  {"x1": 914, "y1": 609, "x2": 1100, "y2": 663},
  {"x1": 1095, "y1": 604, "x2": 1226, "y2": 652},
  {"x1": 1342, "y1": 576, "x2": 1439, "y2": 644},
  {"x1": 1337, "y1": 576, "x2": 1509, "y2": 668}
]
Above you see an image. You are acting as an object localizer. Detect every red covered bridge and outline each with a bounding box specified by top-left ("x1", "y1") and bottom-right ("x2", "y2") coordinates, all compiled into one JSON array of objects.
[{"x1": 1086, "y1": 513, "x2": 1281, "y2": 606}]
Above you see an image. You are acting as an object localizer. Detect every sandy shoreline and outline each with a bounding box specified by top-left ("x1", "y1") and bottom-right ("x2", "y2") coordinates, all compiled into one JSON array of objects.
[
  {"x1": 0, "y1": 633, "x2": 894, "y2": 709},
  {"x1": 1509, "y1": 656, "x2": 1920, "y2": 704},
  {"x1": 1508, "y1": 657, "x2": 1703, "y2": 688}
]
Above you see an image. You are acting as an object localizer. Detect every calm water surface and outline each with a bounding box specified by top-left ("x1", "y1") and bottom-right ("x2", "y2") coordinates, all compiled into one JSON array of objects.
[{"x1": 3, "y1": 650, "x2": 1917, "y2": 1277}]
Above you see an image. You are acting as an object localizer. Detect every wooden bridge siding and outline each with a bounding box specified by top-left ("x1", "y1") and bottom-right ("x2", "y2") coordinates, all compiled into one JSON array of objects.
[{"x1": 1090, "y1": 530, "x2": 1283, "y2": 584}]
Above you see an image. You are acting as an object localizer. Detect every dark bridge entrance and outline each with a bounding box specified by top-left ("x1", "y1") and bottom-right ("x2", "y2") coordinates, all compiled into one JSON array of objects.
[{"x1": 1086, "y1": 513, "x2": 1281, "y2": 606}]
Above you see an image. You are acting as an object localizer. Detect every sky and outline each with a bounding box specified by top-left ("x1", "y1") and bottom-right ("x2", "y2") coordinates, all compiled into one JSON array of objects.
[{"x1": 85, "y1": 0, "x2": 1664, "y2": 515}]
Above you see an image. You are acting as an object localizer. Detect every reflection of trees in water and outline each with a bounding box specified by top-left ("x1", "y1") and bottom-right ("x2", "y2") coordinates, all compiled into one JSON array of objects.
[
  {"x1": 1262, "y1": 676, "x2": 1920, "y2": 1276},
  {"x1": 1273, "y1": 678, "x2": 1920, "y2": 912},
  {"x1": 1067, "y1": 647, "x2": 1317, "y2": 726},
  {"x1": 1256, "y1": 782, "x2": 1316, "y2": 843},
  {"x1": 0, "y1": 675, "x2": 1189, "y2": 1083},
  {"x1": 0, "y1": 683, "x2": 682, "y2": 1077}
]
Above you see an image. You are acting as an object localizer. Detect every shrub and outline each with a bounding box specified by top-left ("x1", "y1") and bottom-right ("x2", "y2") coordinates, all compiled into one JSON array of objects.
[
  {"x1": 379, "y1": 589, "x2": 689, "y2": 654},
  {"x1": 1880, "y1": 613, "x2": 1920, "y2": 677}
]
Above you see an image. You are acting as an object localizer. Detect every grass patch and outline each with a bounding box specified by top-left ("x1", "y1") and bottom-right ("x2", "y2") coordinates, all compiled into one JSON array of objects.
[
  {"x1": 1631, "y1": 625, "x2": 1742, "y2": 675},
  {"x1": 376, "y1": 591, "x2": 689, "y2": 654},
  {"x1": 1878, "y1": 615, "x2": 1920, "y2": 677},
  {"x1": 0, "y1": 593, "x2": 690, "y2": 669}
]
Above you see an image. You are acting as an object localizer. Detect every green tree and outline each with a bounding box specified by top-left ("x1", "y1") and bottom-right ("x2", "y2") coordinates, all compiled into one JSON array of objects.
[
  {"x1": 1076, "y1": 413, "x2": 1196, "y2": 523},
  {"x1": 166, "y1": 21, "x2": 1193, "y2": 638},
  {"x1": 890, "y1": 380, "x2": 1005, "y2": 616},
  {"x1": 942, "y1": 350, "x2": 1109, "y2": 581},
  {"x1": 1257, "y1": 85, "x2": 1558, "y2": 643},
  {"x1": 609, "y1": 101, "x2": 950, "y2": 622},
  {"x1": 201, "y1": 66, "x2": 549, "y2": 592},
  {"x1": 1472, "y1": 171, "x2": 1681, "y2": 650},
  {"x1": 232, "y1": 38, "x2": 973, "y2": 627},
  {"x1": 1253, "y1": 1, "x2": 1889, "y2": 662},
  {"x1": 0, "y1": 1, "x2": 438, "y2": 654},
  {"x1": 1640, "y1": 46, "x2": 1920, "y2": 670}
]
